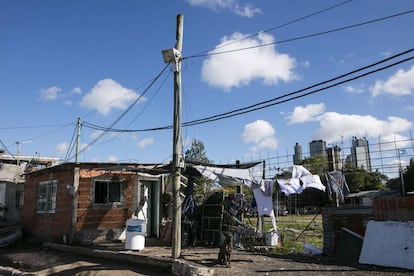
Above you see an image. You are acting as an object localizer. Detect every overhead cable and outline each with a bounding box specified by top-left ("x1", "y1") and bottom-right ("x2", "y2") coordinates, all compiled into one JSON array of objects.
[
  {"x1": 187, "y1": 0, "x2": 353, "y2": 58},
  {"x1": 185, "y1": 9, "x2": 414, "y2": 59},
  {"x1": 82, "y1": 47, "x2": 414, "y2": 133},
  {"x1": 66, "y1": 64, "x2": 170, "y2": 161}
]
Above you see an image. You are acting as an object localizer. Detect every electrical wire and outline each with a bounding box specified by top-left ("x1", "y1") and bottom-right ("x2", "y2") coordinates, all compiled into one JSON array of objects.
[
  {"x1": 66, "y1": 64, "x2": 170, "y2": 161},
  {"x1": 82, "y1": 47, "x2": 414, "y2": 133},
  {"x1": 184, "y1": 48, "x2": 414, "y2": 126},
  {"x1": 92, "y1": 69, "x2": 172, "y2": 147},
  {"x1": 0, "y1": 139, "x2": 16, "y2": 159},
  {"x1": 187, "y1": 0, "x2": 353, "y2": 58},
  {"x1": 185, "y1": 9, "x2": 414, "y2": 59},
  {"x1": 64, "y1": 122, "x2": 80, "y2": 162},
  {"x1": 184, "y1": 55, "x2": 414, "y2": 126}
]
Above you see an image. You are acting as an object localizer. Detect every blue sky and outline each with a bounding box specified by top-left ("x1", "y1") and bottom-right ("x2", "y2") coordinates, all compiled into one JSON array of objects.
[{"x1": 1, "y1": 0, "x2": 413, "y2": 171}]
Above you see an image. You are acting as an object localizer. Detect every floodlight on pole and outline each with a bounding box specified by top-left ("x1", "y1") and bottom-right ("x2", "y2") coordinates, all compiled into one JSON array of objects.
[{"x1": 162, "y1": 48, "x2": 182, "y2": 72}]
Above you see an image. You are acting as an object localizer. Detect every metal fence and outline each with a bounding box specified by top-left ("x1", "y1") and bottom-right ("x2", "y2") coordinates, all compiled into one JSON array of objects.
[{"x1": 246, "y1": 135, "x2": 414, "y2": 180}]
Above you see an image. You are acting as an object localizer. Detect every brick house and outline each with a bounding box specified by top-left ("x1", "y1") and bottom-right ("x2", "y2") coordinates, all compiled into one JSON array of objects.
[{"x1": 22, "y1": 162, "x2": 167, "y2": 244}]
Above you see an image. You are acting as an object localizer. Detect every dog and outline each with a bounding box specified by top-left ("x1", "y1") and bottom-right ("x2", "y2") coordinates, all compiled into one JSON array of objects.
[{"x1": 217, "y1": 232, "x2": 233, "y2": 268}]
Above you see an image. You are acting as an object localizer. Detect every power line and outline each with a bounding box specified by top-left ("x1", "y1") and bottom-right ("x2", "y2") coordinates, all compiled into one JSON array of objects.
[
  {"x1": 187, "y1": 0, "x2": 353, "y2": 58},
  {"x1": 66, "y1": 64, "x2": 170, "y2": 161},
  {"x1": 82, "y1": 47, "x2": 414, "y2": 133},
  {"x1": 64, "y1": 122, "x2": 80, "y2": 162},
  {"x1": 185, "y1": 55, "x2": 414, "y2": 126},
  {"x1": 185, "y1": 9, "x2": 414, "y2": 59}
]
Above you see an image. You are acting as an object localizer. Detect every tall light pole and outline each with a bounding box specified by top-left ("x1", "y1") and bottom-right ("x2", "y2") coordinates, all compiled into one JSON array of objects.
[{"x1": 162, "y1": 14, "x2": 184, "y2": 259}]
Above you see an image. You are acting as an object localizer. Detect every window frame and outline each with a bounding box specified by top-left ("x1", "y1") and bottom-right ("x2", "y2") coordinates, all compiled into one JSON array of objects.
[
  {"x1": 92, "y1": 178, "x2": 124, "y2": 206},
  {"x1": 36, "y1": 180, "x2": 58, "y2": 213}
]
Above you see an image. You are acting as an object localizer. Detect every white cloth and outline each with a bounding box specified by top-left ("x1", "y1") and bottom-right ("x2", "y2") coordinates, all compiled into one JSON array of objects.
[
  {"x1": 277, "y1": 178, "x2": 303, "y2": 196},
  {"x1": 252, "y1": 180, "x2": 274, "y2": 216},
  {"x1": 291, "y1": 165, "x2": 312, "y2": 178},
  {"x1": 257, "y1": 209, "x2": 277, "y2": 238},
  {"x1": 300, "y1": 174, "x2": 325, "y2": 192},
  {"x1": 194, "y1": 165, "x2": 253, "y2": 188}
]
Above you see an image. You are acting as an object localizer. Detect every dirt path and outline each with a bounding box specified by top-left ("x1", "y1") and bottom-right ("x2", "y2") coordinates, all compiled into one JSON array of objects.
[{"x1": 0, "y1": 242, "x2": 412, "y2": 275}]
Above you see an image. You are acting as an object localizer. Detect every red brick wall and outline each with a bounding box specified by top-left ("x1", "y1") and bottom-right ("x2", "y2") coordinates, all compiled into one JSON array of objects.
[
  {"x1": 75, "y1": 171, "x2": 136, "y2": 231},
  {"x1": 373, "y1": 195, "x2": 414, "y2": 221},
  {"x1": 23, "y1": 163, "x2": 144, "y2": 243},
  {"x1": 22, "y1": 168, "x2": 74, "y2": 241}
]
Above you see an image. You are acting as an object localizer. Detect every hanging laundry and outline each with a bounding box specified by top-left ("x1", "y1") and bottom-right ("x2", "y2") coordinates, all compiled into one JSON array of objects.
[
  {"x1": 291, "y1": 165, "x2": 312, "y2": 178},
  {"x1": 300, "y1": 174, "x2": 326, "y2": 192},
  {"x1": 276, "y1": 178, "x2": 303, "y2": 196},
  {"x1": 325, "y1": 170, "x2": 349, "y2": 203},
  {"x1": 252, "y1": 180, "x2": 274, "y2": 216},
  {"x1": 252, "y1": 180, "x2": 277, "y2": 238}
]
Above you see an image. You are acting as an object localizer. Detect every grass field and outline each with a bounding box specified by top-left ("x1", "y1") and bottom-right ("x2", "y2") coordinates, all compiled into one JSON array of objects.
[{"x1": 243, "y1": 214, "x2": 323, "y2": 254}]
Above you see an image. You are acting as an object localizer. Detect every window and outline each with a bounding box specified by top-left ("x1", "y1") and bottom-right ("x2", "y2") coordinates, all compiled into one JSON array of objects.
[
  {"x1": 36, "y1": 180, "x2": 57, "y2": 213},
  {"x1": 94, "y1": 179, "x2": 123, "y2": 204},
  {"x1": 15, "y1": 190, "x2": 24, "y2": 208}
]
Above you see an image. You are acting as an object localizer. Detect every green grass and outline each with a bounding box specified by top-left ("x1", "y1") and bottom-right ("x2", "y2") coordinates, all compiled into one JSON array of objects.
[{"x1": 243, "y1": 214, "x2": 323, "y2": 254}]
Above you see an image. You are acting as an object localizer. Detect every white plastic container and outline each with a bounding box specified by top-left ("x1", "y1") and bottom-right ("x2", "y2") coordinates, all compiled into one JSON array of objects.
[
  {"x1": 125, "y1": 219, "x2": 146, "y2": 250},
  {"x1": 265, "y1": 230, "x2": 279, "y2": 246}
]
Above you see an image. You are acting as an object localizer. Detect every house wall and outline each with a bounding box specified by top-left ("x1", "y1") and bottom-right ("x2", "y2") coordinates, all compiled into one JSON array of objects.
[
  {"x1": 22, "y1": 168, "x2": 74, "y2": 242},
  {"x1": 22, "y1": 163, "x2": 164, "y2": 244},
  {"x1": 0, "y1": 182, "x2": 24, "y2": 225},
  {"x1": 73, "y1": 169, "x2": 138, "y2": 244}
]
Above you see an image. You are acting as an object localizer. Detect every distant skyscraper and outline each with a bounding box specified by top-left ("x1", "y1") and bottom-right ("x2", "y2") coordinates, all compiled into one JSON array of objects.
[
  {"x1": 309, "y1": 140, "x2": 327, "y2": 157},
  {"x1": 351, "y1": 137, "x2": 372, "y2": 172},
  {"x1": 293, "y1": 142, "x2": 303, "y2": 164},
  {"x1": 326, "y1": 145, "x2": 342, "y2": 171}
]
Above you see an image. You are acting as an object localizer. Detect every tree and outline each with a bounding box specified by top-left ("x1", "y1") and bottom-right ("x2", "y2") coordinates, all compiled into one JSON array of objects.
[
  {"x1": 184, "y1": 139, "x2": 211, "y2": 163},
  {"x1": 387, "y1": 157, "x2": 414, "y2": 195},
  {"x1": 300, "y1": 155, "x2": 329, "y2": 175},
  {"x1": 403, "y1": 158, "x2": 414, "y2": 193},
  {"x1": 183, "y1": 139, "x2": 212, "y2": 204},
  {"x1": 344, "y1": 168, "x2": 388, "y2": 193}
]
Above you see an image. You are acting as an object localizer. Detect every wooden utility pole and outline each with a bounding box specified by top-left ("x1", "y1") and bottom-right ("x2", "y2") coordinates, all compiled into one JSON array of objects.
[
  {"x1": 75, "y1": 117, "x2": 81, "y2": 164},
  {"x1": 171, "y1": 14, "x2": 184, "y2": 259}
]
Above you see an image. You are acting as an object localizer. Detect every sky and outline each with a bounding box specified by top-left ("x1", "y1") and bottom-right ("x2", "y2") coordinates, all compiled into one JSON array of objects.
[{"x1": 1, "y1": 0, "x2": 414, "y2": 175}]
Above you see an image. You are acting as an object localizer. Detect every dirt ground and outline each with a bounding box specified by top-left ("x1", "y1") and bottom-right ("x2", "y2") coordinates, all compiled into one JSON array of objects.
[{"x1": 0, "y1": 241, "x2": 412, "y2": 276}]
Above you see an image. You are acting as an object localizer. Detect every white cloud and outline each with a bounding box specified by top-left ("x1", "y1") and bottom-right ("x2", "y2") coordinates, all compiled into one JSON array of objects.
[
  {"x1": 345, "y1": 85, "x2": 364, "y2": 94},
  {"x1": 242, "y1": 120, "x2": 278, "y2": 151},
  {"x1": 234, "y1": 3, "x2": 261, "y2": 18},
  {"x1": 40, "y1": 86, "x2": 61, "y2": 101},
  {"x1": 376, "y1": 133, "x2": 411, "y2": 151},
  {"x1": 286, "y1": 103, "x2": 325, "y2": 124},
  {"x1": 202, "y1": 32, "x2": 296, "y2": 91},
  {"x1": 55, "y1": 142, "x2": 68, "y2": 155},
  {"x1": 186, "y1": 0, "x2": 261, "y2": 17},
  {"x1": 370, "y1": 65, "x2": 414, "y2": 96},
  {"x1": 90, "y1": 130, "x2": 104, "y2": 140},
  {"x1": 71, "y1": 87, "x2": 82, "y2": 94},
  {"x1": 381, "y1": 51, "x2": 392, "y2": 57},
  {"x1": 313, "y1": 113, "x2": 412, "y2": 143},
  {"x1": 137, "y1": 138, "x2": 154, "y2": 149},
  {"x1": 79, "y1": 79, "x2": 144, "y2": 115},
  {"x1": 301, "y1": 61, "x2": 311, "y2": 68}
]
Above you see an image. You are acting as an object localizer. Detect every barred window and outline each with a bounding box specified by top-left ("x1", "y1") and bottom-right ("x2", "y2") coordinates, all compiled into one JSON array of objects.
[
  {"x1": 37, "y1": 180, "x2": 57, "y2": 213},
  {"x1": 94, "y1": 179, "x2": 123, "y2": 204}
]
